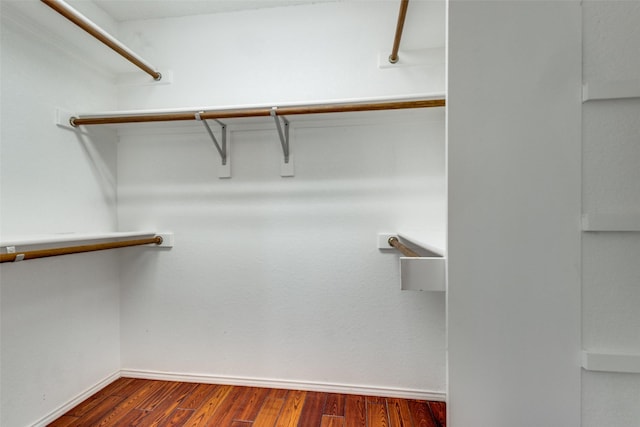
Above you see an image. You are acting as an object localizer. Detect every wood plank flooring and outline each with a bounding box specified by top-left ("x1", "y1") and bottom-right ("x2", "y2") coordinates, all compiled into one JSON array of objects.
[{"x1": 48, "y1": 378, "x2": 446, "y2": 427}]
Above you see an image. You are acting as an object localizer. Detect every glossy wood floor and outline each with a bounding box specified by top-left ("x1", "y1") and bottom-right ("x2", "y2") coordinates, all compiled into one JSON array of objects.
[{"x1": 48, "y1": 378, "x2": 446, "y2": 427}]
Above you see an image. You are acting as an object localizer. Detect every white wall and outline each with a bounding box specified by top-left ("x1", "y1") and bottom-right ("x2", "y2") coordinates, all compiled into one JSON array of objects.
[
  {"x1": 0, "y1": 3, "x2": 120, "y2": 425},
  {"x1": 8, "y1": 1, "x2": 640, "y2": 425},
  {"x1": 116, "y1": 1, "x2": 447, "y2": 396},
  {"x1": 447, "y1": 1, "x2": 582, "y2": 426},
  {"x1": 115, "y1": 1, "x2": 445, "y2": 110},
  {"x1": 581, "y1": 2, "x2": 640, "y2": 426}
]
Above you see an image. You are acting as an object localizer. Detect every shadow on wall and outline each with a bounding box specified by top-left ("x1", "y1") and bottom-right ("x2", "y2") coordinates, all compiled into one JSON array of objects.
[{"x1": 72, "y1": 127, "x2": 118, "y2": 208}]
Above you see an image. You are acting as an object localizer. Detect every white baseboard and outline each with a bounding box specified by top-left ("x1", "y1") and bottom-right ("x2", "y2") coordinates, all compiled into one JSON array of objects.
[
  {"x1": 31, "y1": 371, "x2": 121, "y2": 427},
  {"x1": 120, "y1": 369, "x2": 446, "y2": 402}
]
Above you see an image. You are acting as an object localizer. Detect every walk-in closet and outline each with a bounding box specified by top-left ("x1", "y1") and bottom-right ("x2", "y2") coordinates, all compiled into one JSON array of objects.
[{"x1": 2, "y1": 0, "x2": 639, "y2": 426}]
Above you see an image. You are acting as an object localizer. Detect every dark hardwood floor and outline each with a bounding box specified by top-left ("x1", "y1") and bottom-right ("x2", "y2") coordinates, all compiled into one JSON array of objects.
[{"x1": 48, "y1": 378, "x2": 446, "y2": 427}]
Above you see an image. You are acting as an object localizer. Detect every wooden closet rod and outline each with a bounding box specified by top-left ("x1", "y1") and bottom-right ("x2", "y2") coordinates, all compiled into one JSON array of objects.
[
  {"x1": 0, "y1": 236, "x2": 163, "y2": 263},
  {"x1": 388, "y1": 237, "x2": 420, "y2": 258},
  {"x1": 41, "y1": 0, "x2": 162, "y2": 81},
  {"x1": 70, "y1": 98, "x2": 445, "y2": 127},
  {"x1": 389, "y1": 0, "x2": 410, "y2": 64}
]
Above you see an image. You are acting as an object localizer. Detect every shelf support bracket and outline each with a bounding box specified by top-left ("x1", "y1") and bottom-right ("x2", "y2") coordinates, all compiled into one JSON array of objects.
[
  {"x1": 195, "y1": 112, "x2": 231, "y2": 178},
  {"x1": 271, "y1": 107, "x2": 294, "y2": 177},
  {"x1": 271, "y1": 107, "x2": 290, "y2": 163},
  {"x1": 195, "y1": 112, "x2": 227, "y2": 165}
]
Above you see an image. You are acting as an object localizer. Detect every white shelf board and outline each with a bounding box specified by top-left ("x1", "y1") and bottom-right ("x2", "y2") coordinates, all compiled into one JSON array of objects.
[
  {"x1": 378, "y1": 47, "x2": 445, "y2": 69},
  {"x1": 582, "y1": 351, "x2": 640, "y2": 374},
  {"x1": 377, "y1": 231, "x2": 445, "y2": 256},
  {"x1": 583, "y1": 80, "x2": 640, "y2": 101},
  {"x1": 397, "y1": 231, "x2": 446, "y2": 256},
  {"x1": 582, "y1": 213, "x2": 640, "y2": 232}
]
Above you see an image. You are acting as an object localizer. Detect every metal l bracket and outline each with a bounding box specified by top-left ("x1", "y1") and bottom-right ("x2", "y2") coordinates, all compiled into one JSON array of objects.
[
  {"x1": 195, "y1": 112, "x2": 227, "y2": 165},
  {"x1": 270, "y1": 107, "x2": 290, "y2": 164}
]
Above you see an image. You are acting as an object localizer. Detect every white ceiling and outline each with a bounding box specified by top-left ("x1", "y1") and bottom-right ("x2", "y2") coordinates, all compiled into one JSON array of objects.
[{"x1": 92, "y1": 0, "x2": 342, "y2": 22}]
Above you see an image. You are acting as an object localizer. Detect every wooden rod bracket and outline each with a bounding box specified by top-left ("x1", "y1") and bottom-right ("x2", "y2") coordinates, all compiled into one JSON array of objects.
[{"x1": 388, "y1": 236, "x2": 420, "y2": 258}]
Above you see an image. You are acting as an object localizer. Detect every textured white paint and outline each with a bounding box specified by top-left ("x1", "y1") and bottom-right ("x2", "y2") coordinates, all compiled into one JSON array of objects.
[
  {"x1": 447, "y1": 2, "x2": 582, "y2": 426},
  {"x1": 0, "y1": 7, "x2": 120, "y2": 427},
  {"x1": 1, "y1": 257, "x2": 121, "y2": 427},
  {"x1": 2, "y1": 0, "x2": 442, "y2": 421},
  {"x1": 115, "y1": 1, "x2": 445, "y2": 109},
  {"x1": 583, "y1": 233, "x2": 640, "y2": 353},
  {"x1": 581, "y1": 2, "x2": 640, "y2": 425},
  {"x1": 582, "y1": 100, "x2": 640, "y2": 215},
  {"x1": 1, "y1": 0, "x2": 129, "y2": 75},
  {"x1": 0, "y1": 12, "x2": 119, "y2": 236},
  {"x1": 113, "y1": 1, "x2": 447, "y2": 396},
  {"x1": 93, "y1": 0, "x2": 340, "y2": 22},
  {"x1": 118, "y1": 111, "x2": 447, "y2": 394},
  {"x1": 582, "y1": 0, "x2": 640, "y2": 83},
  {"x1": 582, "y1": 371, "x2": 640, "y2": 427}
]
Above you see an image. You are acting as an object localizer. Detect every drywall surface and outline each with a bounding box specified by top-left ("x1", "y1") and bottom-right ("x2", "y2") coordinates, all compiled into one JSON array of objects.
[
  {"x1": 0, "y1": 256, "x2": 121, "y2": 426},
  {"x1": 114, "y1": 1, "x2": 445, "y2": 110},
  {"x1": 117, "y1": 110, "x2": 447, "y2": 395},
  {"x1": 581, "y1": 2, "x2": 640, "y2": 426},
  {"x1": 447, "y1": 1, "x2": 582, "y2": 426},
  {"x1": 115, "y1": 0, "x2": 446, "y2": 396},
  {"x1": 0, "y1": 3, "x2": 119, "y2": 236},
  {"x1": 582, "y1": 234, "x2": 640, "y2": 353},
  {"x1": 582, "y1": 371, "x2": 640, "y2": 427},
  {"x1": 0, "y1": 6, "x2": 120, "y2": 426}
]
